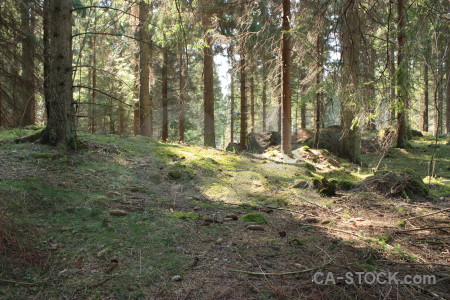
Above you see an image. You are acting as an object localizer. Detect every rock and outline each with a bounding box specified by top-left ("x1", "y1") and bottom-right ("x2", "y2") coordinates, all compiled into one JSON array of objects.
[
  {"x1": 109, "y1": 209, "x2": 127, "y2": 216},
  {"x1": 215, "y1": 238, "x2": 224, "y2": 245},
  {"x1": 293, "y1": 180, "x2": 313, "y2": 189},
  {"x1": 320, "y1": 220, "x2": 331, "y2": 225},
  {"x1": 247, "y1": 131, "x2": 281, "y2": 154},
  {"x1": 295, "y1": 129, "x2": 314, "y2": 141},
  {"x1": 171, "y1": 275, "x2": 183, "y2": 282},
  {"x1": 306, "y1": 126, "x2": 341, "y2": 156},
  {"x1": 410, "y1": 129, "x2": 424, "y2": 137},
  {"x1": 225, "y1": 142, "x2": 241, "y2": 152},
  {"x1": 247, "y1": 225, "x2": 265, "y2": 231},
  {"x1": 193, "y1": 206, "x2": 201, "y2": 211}
]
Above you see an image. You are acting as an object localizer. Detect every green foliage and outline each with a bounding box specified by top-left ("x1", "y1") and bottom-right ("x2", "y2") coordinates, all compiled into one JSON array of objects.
[{"x1": 169, "y1": 212, "x2": 202, "y2": 220}]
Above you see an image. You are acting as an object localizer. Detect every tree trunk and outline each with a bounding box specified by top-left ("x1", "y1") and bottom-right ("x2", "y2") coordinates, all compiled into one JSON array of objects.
[
  {"x1": 422, "y1": 48, "x2": 429, "y2": 132},
  {"x1": 161, "y1": 49, "x2": 169, "y2": 142},
  {"x1": 202, "y1": 13, "x2": 215, "y2": 147},
  {"x1": 41, "y1": 0, "x2": 76, "y2": 147},
  {"x1": 396, "y1": 0, "x2": 408, "y2": 148},
  {"x1": 21, "y1": 1, "x2": 36, "y2": 126},
  {"x1": 229, "y1": 47, "x2": 235, "y2": 143},
  {"x1": 366, "y1": 47, "x2": 377, "y2": 131},
  {"x1": 179, "y1": 51, "x2": 186, "y2": 143},
  {"x1": 281, "y1": 0, "x2": 292, "y2": 154},
  {"x1": 138, "y1": 1, "x2": 152, "y2": 137},
  {"x1": 300, "y1": 102, "x2": 306, "y2": 129},
  {"x1": 446, "y1": 41, "x2": 450, "y2": 135},
  {"x1": 262, "y1": 58, "x2": 267, "y2": 132},
  {"x1": 240, "y1": 46, "x2": 247, "y2": 151},
  {"x1": 90, "y1": 34, "x2": 97, "y2": 133},
  {"x1": 250, "y1": 73, "x2": 255, "y2": 133},
  {"x1": 43, "y1": 0, "x2": 50, "y2": 124},
  {"x1": 133, "y1": 51, "x2": 140, "y2": 136},
  {"x1": 313, "y1": 34, "x2": 323, "y2": 148},
  {"x1": 340, "y1": 0, "x2": 361, "y2": 163}
]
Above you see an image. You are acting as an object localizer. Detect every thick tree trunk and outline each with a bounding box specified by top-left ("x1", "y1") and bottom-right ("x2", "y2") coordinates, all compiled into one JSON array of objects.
[
  {"x1": 313, "y1": 34, "x2": 323, "y2": 148},
  {"x1": 340, "y1": 0, "x2": 361, "y2": 163},
  {"x1": 21, "y1": 1, "x2": 36, "y2": 126},
  {"x1": 203, "y1": 14, "x2": 215, "y2": 147},
  {"x1": 138, "y1": 1, "x2": 152, "y2": 137},
  {"x1": 422, "y1": 49, "x2": 429, "y2": 132},
  {"x1": 250, "y1": 74, "x2": 255, "y2": 133},
  {"x1": 396, "y1": 0, "x2": 408, "y2": 148},
  {"x1": 446, "y1": 43, "x2": 450, "y2": 135},
  {"x1": 41, "y1": 0, "x2": 76, "y2": 147},
  {"x1": 240, "y1": 47, "x2": 247, "y2": 151},
  {"x1": 161, "y1": 49, "x2": 169, "y2": 142},
  {"x1": 229, "y1": 52, "x2": 235, "y2": 143},
  {"x1": 262, "y1": 59, "x2": 267, "y2": 132},
  {"x1": 281, "y1": 0, "x2": 292, "y2": 154},
  {"x1": 43, "y1": 0, "x2": 50, "y2": 124},
  {"x1": 179, "y1": 51, "x2": 186, "y2": 143}
]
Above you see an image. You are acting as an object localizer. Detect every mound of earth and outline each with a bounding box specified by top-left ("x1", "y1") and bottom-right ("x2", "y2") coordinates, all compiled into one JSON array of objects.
[{"x1": 356, "y1": 170, "x2": 429, "y2": 199}]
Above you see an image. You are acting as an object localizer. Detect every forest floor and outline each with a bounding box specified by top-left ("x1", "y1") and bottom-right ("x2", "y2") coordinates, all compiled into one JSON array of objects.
[{"x1": 0, "y1": 128, "x2": 449, "y2": 300}]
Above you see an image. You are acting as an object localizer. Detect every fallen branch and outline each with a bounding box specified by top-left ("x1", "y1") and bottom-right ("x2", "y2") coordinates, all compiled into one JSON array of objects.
[
  {"x1": 231, "y1": 258, "x2": 334, "y2": 276},
  {"x1": 255, "y1": 202, "x2": 317, "y2": 218},
  {"x1": 406, "y1": 208, "x2": 450, "y2": 221},
  {"x1": 378, "y1": 260, "x2": 450, "y2": 268},
  {"x1": 0, "y1": 278, "x2": 44, "y2": 285},
  {"x1": 395, "y1": 226, "x2": 450, "y2": 234}
]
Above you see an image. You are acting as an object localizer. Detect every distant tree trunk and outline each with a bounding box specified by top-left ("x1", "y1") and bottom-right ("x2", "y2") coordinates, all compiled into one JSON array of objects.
[
  {"x1": 281, "y1": 0, "x2": 292, "y2": 154},
  {"x1": 21, "y1": 1, "x2": 36, "y2": 126},
  {"x1": 90, "y1": 35, "x2": 97, "y2": 133},
  {"x1": 262, "y1": 58, "x2": 267, "y2": 132},
  {"x1": 229, "y1": 48, "x2": 235, "y2": 143},
  {"x1": 118, "y1": 96, "x2": 125, "y2": 134},
  {"x1": 240, "y1": 46, "x2": 247, "y2": 151},
  {"x1": 389, "y1": 38, "x2": 396, "y2": 123},
  {"x1": 313, "y1": 34, "x2": 323, "y2": 148},
  {"x1": 277, "y1": 71, "x2": 281, "y2": 134},
  {"x1": 396, "y1": 0, "x2": 408, "y2": 148},
  {"x1": 41, "y1": 0, "x2": 76, "y2": 147},
  {"x1": 0, "y1": 80, "x2": 3, "y2": 127},
  {"x1": 250, "y1": 73, "x2": 255, "y2": 133},
  {"x1": 161, "y1": 49, "x2": 169, "y2": 142},
  {"x1": 179, "y1": 51, "x2": 186, "y2": 143},
  {"x1": 366, "y1": 47, "x2": 377, "y2": 131},
  {"x1": 301, "y1": 102, "x2": 306, "y2": 129},
  {"x1": 133, "y1": 51, "x2": 140, "y2": 136},
  {"x1": 138, "y1": 0, "x2": 152, "y2": 137},
  {"x1": 202, "y1": 7, "x2": 215, "y2": 147},
  {"x1": 340, "y1": 0, "x2": 361, "y2": 163},
  {"x1": 422, "y1": 48, "x2": 429, "y2": 132},
  {"x1": 109, "y1": 98, "x2": 114, "y2": 133}
]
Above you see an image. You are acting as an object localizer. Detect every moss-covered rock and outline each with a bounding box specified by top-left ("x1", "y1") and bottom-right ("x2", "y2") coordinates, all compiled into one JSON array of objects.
[{"x1": 241, "y1": 213, "x2": 268, "y2": 224}]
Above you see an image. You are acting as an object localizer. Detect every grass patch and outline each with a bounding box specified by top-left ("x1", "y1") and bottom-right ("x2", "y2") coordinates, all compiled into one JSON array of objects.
[{"x1": 168, "y1": 211, "x2": 202, "y2": 220}]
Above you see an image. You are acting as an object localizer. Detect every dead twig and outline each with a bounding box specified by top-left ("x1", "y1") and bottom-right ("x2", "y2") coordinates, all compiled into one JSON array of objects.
[
  {"x1": 255, "y1": 202, "x2": 317, "y2": 217},
  {"x1": 231, "y1": 258, "x2": 334, "y2": 276},
  {"x1": 406, "y1": 208, "x2": 450, "y2": 221},
  {"x1": 395, "y1": 226, "x2": 450, "y2": 234}
]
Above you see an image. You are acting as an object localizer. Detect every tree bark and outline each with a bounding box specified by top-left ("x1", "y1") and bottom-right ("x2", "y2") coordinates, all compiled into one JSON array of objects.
[
  {"x1": 313, "y1": 33, "x2": 323, "y2": 148},
  {"x1": 41, "y1": 0, "x2": 76, "y2": 147},
  {"x1": 281, "y1": 0, "x2": 292, "y2": 154},
  {"x1": 446, "y1": 40, "x2": 450, "y2": 135},
  {"x1": 161, "y1": 49, "x2": 169, "y2": 142},
  {"x1": 179, "y1": 51, "x2": 186, "y2": 143},
  {"x1": 250, "y1": 73, "x2": 255, "y2": 133},
  {"x1": 21, "y1": 1, "x2": 36, "y2": 126},
  {"x1": 262, "y1": 58, "x2": 267, "y2": 132},
  {"x1": 396, "y1": 0, "x2": 408, "y2": 148},
  {"x1": 229, "y1": 46, "x2": 235, "y2": 143},
  {"x1": 202, "y1": 12, "x2": 215, "y2": 147},
  {"x1": 138, "y1": 0, "x2": 152, "y2": 137},
  {"x1": 422, "y1": 47, "x2": 429, "y2": 132},
  {"x1": 240, "y1": 46, "x2": 247, "y2": 151},
  {"x1": 90, "y1": 34, "x2": 97, "y2": 133},
  {"x1": 340, "y1": 0, "x2": 361, "y2": 163}
]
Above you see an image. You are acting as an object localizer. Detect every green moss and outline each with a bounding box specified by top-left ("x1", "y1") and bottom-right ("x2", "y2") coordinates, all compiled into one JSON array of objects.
[
  {"x1": 240, "y1": 212, "x2": 268, "y2": 224},
  {"x1": 303, "y1": 162, "x2": 316, "y2": 171},
  {"x1": 167, "y1": 163, "x2": 195, "y2": 181},
  {"x1": 300, "y1": 145, "x2": 311, "y2": 152},
  {"x1": 336, "y1": 180, "x2": 354, "y2": 191},
  {"x1": 396, "y1": 220, "x2": 406, "y2": 227}
]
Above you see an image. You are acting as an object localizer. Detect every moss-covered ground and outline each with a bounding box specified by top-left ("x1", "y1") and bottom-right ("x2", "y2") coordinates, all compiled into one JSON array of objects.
[{"x1": 0, "y1": 128, "x2": 449, "y2": 299}]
